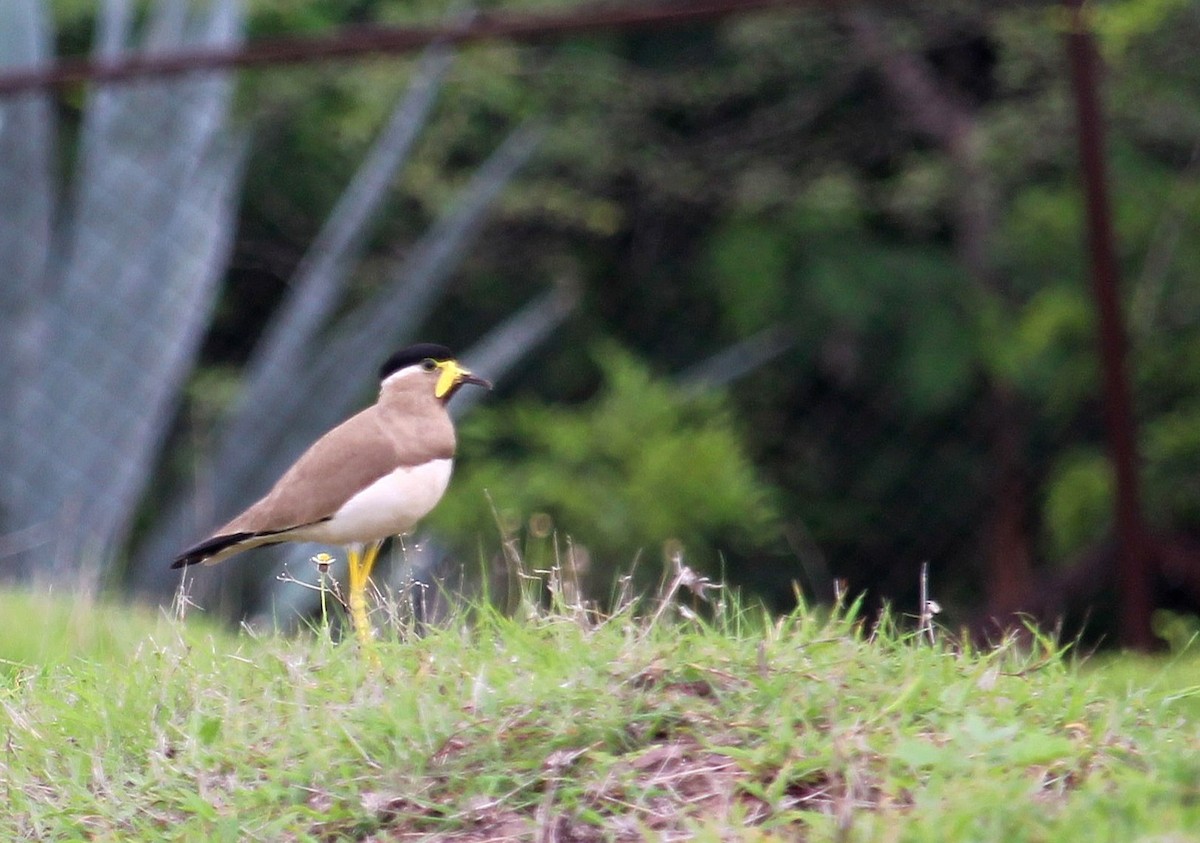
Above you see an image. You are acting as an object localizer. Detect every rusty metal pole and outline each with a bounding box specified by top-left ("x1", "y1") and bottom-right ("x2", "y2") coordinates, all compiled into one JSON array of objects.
[
  {"x1": 0, "y1": 0, "x2": 804, "y2": 95},
  {"x1": 1063, "y1": 0, "x2": 1155, "y2": 649}
]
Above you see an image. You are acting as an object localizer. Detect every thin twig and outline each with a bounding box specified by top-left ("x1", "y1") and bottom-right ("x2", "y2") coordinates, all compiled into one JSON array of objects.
[{"x1": 918, "y1": 561, "x2": 940, "y2": 645}]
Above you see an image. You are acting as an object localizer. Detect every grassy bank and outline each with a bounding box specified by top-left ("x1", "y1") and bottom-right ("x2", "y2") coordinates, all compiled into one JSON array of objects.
[{"x1": 1, "y1": 582, "x2": 1197, "y2": 841}]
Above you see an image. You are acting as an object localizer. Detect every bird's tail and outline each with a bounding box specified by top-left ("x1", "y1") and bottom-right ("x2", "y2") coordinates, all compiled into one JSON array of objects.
[{"x1": 171, "y1": 532, "x2": 274, "y2": 569}]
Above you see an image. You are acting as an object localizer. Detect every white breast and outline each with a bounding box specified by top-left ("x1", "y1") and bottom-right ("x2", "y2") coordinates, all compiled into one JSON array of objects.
[{"x1": 295, "y1": 458, "x2": 453, "y2": 546}]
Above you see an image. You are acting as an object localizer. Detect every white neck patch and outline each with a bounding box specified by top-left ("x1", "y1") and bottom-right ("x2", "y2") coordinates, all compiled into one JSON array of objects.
[{"x1": 380, "y1": 363, "x2": 430, "y2": 389}]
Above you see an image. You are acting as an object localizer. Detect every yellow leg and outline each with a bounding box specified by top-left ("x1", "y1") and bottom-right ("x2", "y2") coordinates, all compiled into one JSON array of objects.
[{"x1": 346, "y1": 541, "x2": 383, "y2": 664}]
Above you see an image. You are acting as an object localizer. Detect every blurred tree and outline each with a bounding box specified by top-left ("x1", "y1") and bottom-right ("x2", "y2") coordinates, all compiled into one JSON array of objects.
[
  {"x1": 20, "y1": 0, "x2": 1200, "y2": 636},
  {"x1": 0, "y1": 1, "x2": 567, "y2": 610},
  {"x1": 431, "y1": 343, "x2": 778, "y2": 597},
  {"x1": 178, "y1": 1, "x2": 1200, "y2": 628}
]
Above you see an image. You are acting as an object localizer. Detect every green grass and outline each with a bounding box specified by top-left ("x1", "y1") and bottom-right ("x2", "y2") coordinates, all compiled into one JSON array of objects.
[
  {"x1": 0, "y1": 589, "x2": 222, "y2": 669},
  {"x1": 1, "y1": 577, "x2": 1198, "y2": 841}
]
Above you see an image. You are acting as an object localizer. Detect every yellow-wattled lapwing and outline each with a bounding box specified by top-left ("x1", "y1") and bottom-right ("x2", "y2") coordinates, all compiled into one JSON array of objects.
[{"x1": 171, "y1": 343, "x2": 490, "y2": 647}]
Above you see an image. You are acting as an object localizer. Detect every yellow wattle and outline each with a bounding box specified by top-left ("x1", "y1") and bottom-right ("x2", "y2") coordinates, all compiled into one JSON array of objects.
[{"x1": 435, "y1": 361, "x2": 463, "y2": 398}]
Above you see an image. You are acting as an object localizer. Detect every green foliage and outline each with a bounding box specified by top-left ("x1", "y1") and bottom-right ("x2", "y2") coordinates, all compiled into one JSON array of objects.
[
  {"x1": 1091, "y1": 0, "x2": 1196, "y2": 57},
  {"x1": 1144, "y1": 402, "x2": 1200, "y2": 529},
  {"x1": 431, "y1": 345, "x2": 777, "y2": 584},
  {"x1": 896, "y1": 300, "x2": 979, "y2": 417},
  {"x1": 998, "y1": 185, "x2": 1086, "y2": 288},
  {"x1": 1043, "y1": 449, "x2": 1113, "y2": 560},
  {"x1": 1150, "y1": 608, "x2": 1200, "y2": 653},
  {"x1": 705, "y1": 217, "x2": 789, "y2": 335},
  {"x1": 982, "y1": 286, "x2": 1097, "y2": 418},
  {"x1": 46, "y1": 1, "x2": 1200, "y2": 618}
]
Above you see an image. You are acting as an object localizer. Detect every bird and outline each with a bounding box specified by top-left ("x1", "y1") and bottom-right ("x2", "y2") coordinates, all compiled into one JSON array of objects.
[{"x1": 171, "y1": 343, "x2": 490, "y2": 645}]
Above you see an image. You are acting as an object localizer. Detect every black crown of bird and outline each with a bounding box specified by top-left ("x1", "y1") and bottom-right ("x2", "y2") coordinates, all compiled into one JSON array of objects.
[{"x1": 170, "y1": 343, "x2": 491, "y2": 637}]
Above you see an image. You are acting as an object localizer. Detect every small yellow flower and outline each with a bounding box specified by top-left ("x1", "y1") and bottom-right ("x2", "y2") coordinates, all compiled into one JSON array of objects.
[{"x1": 311, "y1": 552, "x2": 334, "y2": 574}]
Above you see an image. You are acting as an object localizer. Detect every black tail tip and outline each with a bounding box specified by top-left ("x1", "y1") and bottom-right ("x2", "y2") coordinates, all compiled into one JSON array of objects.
[{"x1": 169, "y1": 531, "x2": 256, "y2": 570}]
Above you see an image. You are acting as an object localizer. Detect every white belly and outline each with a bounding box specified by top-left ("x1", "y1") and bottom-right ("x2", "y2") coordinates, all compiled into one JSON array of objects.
[{"x1": 296, "y1": 458, "x2": 453, "y2": 545}]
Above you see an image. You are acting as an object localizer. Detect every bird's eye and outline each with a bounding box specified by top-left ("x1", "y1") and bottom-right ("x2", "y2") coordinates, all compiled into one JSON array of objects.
[{"x1": 421, "y1": 358, "x2": 438, "y2": 372}]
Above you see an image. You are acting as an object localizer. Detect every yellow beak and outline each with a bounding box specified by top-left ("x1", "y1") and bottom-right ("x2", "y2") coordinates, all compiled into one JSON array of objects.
[{"x1": 434, "y1": 360, "x2": 492, "y2": 399}]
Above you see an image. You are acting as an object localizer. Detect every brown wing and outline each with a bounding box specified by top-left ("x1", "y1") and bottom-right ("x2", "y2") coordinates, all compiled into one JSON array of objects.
[{"x1": 219, "y1": 402, "x2": 454, "y2": 536}]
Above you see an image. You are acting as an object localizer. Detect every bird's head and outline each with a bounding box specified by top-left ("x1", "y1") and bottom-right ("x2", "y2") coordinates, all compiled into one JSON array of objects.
[{"x1": 378, "y1": 343, "x2": 492, "y2": 401}]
